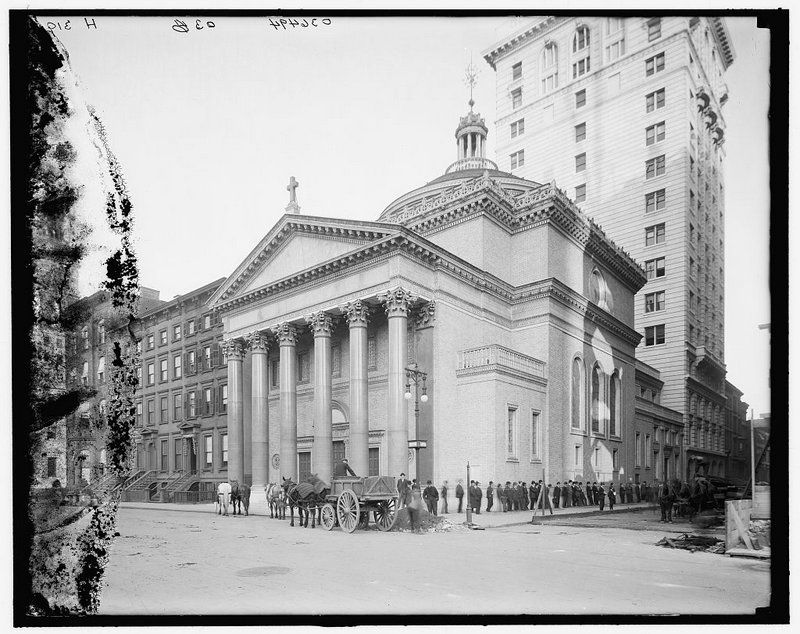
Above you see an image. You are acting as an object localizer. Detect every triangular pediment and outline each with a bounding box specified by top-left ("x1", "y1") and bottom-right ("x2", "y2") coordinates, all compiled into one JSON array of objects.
[{"x1": 209, "y1": 215, "x2": 395, "y2": 308}]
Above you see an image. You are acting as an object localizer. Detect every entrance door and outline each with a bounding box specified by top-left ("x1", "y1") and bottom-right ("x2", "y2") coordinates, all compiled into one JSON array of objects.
[
  {"x1": 188, "y1": 438, "x2": 197, "y2": 474},
  {"x1": 298, "y1": 452, "x2": 311, "y2": 481},
  {"x1": 333, "y1": 441, "x2": 345, "y2": 465},
  {"x1": 148, "y1": 443, "x2": 156, "y2": 471}
]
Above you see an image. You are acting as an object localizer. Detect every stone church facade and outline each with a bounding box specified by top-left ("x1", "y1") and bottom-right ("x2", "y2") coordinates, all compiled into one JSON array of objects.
[{"x1": 208, "y1": 103, "x2": 647, "y2": 491}]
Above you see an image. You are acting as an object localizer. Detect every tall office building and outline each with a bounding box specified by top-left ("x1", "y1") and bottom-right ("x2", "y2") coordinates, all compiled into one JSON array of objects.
[{"x1": 484, "y1": 16, "x2": 735, "y2": 478}]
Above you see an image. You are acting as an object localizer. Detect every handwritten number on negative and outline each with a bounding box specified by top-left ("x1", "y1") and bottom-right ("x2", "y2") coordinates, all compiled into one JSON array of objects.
[{"x1": 172, "y1": 18, "x2": 216, "y2": 33}]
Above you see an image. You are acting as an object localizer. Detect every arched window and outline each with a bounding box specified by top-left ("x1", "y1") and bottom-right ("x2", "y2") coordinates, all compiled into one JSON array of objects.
[
  {"x1": 573, "y1": 26, "x2": 590, "y2": 53},
  {"x1": 591, "y1": 364, "x2": 602, "y2": 434},
  {"x1": 571, "y1": 358, "x2": 584, "y2": 429},
  {"x1": 541, "y1": 43, "x2": 558, "y2": 94},
  {"x1": 572, "y1": 26, "x2": 591, "y2": 78},
  {"x1": 609, "y1": 371, "x2": 620, "y2": 436}
]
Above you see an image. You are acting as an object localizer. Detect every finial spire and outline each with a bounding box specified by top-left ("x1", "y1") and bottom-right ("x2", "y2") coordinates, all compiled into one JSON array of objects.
[
  {"x1": 286, "y1": 176, "x2": 300, "y2": 214},
  {"x1": 464, "y1": 55, "x2": 479, "y2": 112}
]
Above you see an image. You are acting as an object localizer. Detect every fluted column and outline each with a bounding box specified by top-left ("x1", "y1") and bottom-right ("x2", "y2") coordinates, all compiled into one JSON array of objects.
[
  {"x1": 381, "y1": 287, "x2": 416, "y2": 477},
  {"x1": 275, "y1": 323, "x2": 298, "y2": 482},
  {"x1": 307, "y1": 311, "x2": 334, "y2": 483},
  {"x1": 247, "y1": 331, "x2": 270, "y2": 491},
  {"x1": 222, "y1": 339, "x2": 245, "y2": 484},
  {"x1": 343, "y1": 300, "x2": 370, "y2": 477}
]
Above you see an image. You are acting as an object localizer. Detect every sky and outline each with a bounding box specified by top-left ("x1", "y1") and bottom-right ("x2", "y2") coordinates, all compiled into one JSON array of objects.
[{"x1": 38, "y1": 14, "x2": 772, "y2": 416}]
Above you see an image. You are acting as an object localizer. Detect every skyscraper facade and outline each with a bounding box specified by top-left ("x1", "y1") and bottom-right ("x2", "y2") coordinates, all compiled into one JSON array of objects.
[{"x1": 484, "y1": 16, "x2": 735, "y2": 478}]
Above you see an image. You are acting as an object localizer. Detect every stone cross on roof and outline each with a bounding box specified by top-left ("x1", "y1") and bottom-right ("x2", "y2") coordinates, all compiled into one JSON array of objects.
[{"x1": 286, "y1": 176, "x2": 300, "y2": 214}]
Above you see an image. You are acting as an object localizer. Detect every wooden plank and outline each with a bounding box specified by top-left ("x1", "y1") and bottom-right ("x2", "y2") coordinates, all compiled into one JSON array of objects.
[{"x1": 730, "y1": 503, "x2": 754, "y2": 550}]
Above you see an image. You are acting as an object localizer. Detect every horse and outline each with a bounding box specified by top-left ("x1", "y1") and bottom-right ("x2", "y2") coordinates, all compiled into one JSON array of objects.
[
  {"x1": 266, "y1": 482, "x2": 286, "y2": 519},
  {"x1": 216, "y1": 481, "x2": 232, "y2": 516},
  {"x1": 230, "y1": 480, "x2": 251, "y2": 516},
  {"x1": 281, "y1": 474, "x2": 330, "y2": 528}
]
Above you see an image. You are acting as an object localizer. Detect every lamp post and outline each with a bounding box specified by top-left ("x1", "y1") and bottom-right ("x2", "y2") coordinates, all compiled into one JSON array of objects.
[{"x1": 404, "y1": 363, "x2": 428, "y2": 485}]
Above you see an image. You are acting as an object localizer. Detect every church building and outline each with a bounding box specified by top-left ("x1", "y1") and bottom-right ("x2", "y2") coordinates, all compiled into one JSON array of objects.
[{"x1": 208, "y1": 97, "x2": 647, "y2": 492}]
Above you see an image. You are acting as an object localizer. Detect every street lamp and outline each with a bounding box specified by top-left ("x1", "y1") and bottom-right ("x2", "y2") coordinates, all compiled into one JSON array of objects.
[{"x1": 404, "y1": 363, "x2": 428, "y2": 485}]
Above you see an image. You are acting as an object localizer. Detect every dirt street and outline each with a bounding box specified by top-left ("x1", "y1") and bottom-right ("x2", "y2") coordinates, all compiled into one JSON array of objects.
[{"x1": 98, "y1": 505, "x2": 770, "y2": 615}]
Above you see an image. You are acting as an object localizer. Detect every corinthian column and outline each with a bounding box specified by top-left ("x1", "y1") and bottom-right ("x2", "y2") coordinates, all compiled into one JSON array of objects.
[
  {"x1": 275, "y1": 323, "x2": 298, "y2": 482},
  {"x1": 222, "y1": 339, "x2": 246, "y2": 484},
  {"x1": 306, "y1": 311, "x2": 334, "y2": 483},
  {"x1": 381, "y1": 287, "x2": 416, "y2": 478},
  {"x1": 343, "y1": 300, "x2": 370, "y2": 477},
  {"x1": 247, "y1": 331, "x2": 270, "y2": 492}
]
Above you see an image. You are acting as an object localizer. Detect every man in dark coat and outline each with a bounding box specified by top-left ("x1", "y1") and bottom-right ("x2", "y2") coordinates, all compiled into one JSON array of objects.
[
  {"x1": 608, "y1": 484, "x2": 616, "y2": 510},
  {"x1": 473, "y1": 481, "x2": 483, "y2": 514},
  {"x1": 397, "y1": 472, "x2": 411, "y2": 508},
  {"x1": 486, "y1": 481, "x2": 494, "y2": 512},
  {"x1": 455, "y1": 479, "x2": 464, "y2": 513},
  {"x1": 562, "y1": 481, "x2": 571, "y2": 508},
  {"x1": 530, "y1": 482, "x2": 538, "y2": 509},
  {"x1": 635, "y1": 481, "x2": 642, "y2": 502},
  {"x1": 597, "y1": 483, "x2": 605, "y2": 511},
  {"x1": 572, "y1": 482, "x2": 580, "y2": 507},
  {"x1": 440, "y1": 480, "x2": 449, "y2": 514},
  {"x1": 620, "y1": 481, "x2": 627, "y2": 504},
  {"x1": 626, "y1": 481, "x2": 634, "y2": 504},
  {"x1": 520, "y1": 482, "x2": 529, "y2": 511},
  {"x1": 658, "y1": 480, "x2": 675, "y2": 523},
  {"x1": 585, "y1": 481, "x2": 594, "y2": 505},
  {"x1": 334, "y1": 458, "x2": 357, "y2": 478},
  {"x1": 505, "y1": 481, "x2": 513, "y2": 511},
  {"x1": 553, "y1": 482, "x2": 561, "y2": 508},
  {"x1": 423, "y1": 480, "x2": 439, "y2": 515}
]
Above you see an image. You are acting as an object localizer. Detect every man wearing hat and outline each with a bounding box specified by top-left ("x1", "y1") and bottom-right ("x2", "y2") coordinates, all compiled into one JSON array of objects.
[
  {"x1": 333, "y1": 457, "x2": 357, "y2": 478},
  {"x1": 553, "y1": 481, "x2": 561, "y2": 509},
  {"x1": 397, "y1": 472, "x2": 411, "y2": 508},
  {"x1": 495, "y1": 481, "x2": 505, "y2": 512},
  {"x1": 486, "y1": 481, "x2": 494, "y2": 512},
  {"x1": 423, "y1": 480, "x2": 439, "y2": 516},
  {"x1": 455, "y1": 479, "x2": 465, "y2": 513}
]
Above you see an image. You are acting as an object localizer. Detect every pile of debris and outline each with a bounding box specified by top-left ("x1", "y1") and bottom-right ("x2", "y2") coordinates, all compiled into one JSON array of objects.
[{"x1": 656, "y1": 533, "x2": 726, "y2": 554}]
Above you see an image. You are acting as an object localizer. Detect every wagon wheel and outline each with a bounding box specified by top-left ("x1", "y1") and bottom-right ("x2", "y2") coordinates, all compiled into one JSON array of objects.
[
  {"x1": 320, "y1": 503, "x2": 336, "y2": 531},
  {"x1": 336, "y1": 490, "x2": 360, "y2": 533},
  {"x1": 374, "y1": 497, "x2": 398, "y2": 532}
]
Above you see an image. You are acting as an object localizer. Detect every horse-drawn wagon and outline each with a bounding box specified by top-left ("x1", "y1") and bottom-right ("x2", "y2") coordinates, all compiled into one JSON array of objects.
[{"x1": 319, "y1": 476, "x2": 398, "y2": 533}]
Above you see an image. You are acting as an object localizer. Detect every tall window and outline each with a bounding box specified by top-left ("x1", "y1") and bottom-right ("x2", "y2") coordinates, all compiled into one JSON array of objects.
[
  {"x1": 203, "y1": 345, "x2": 212, "y2": 371},
  {"x1": 204, "y1": 435, "x2": 213, "y2": 468},
  {"x1": 160, "y1": 439, "x2": 168, "y2": 471},
  {"x1": 98, "y1": 321, "x2": 106, "y2": 345},
  {"x1": 81, "y1": 327, "x2": 89, "y2": 350},
  {"x1": 645, "y1": 291, "x2": 666, "y2": 313},
  {"x1": 147, "y1": 399, "x2": 155, "y2": 425},
  {"x1": 647, "y1": 17, "x2": 662, "y2": 41},
  {"x1": 160, "y1": 358, "x2": 168, "y2": 382},
  {"x1": 174, "y1": 438, "x2": 182, "y2": 471},
  {"x1": 147, "y1": 362, "x2": 155, "y2": 386},
  {"x1": 160, "y1": 329, "x2": 167, "y2": 346},
  {"x1": 635, "y1": 431, "x2": 642, "y2": 466},
  {"x1": 188, "y1": 391, "x2": 196, "y2": 417},
  {"x1": 204, "y1": 387, "x2": 213, "y2": 415},
  {"x1": 187, "y1": 320, "x2": 196, "y2": 335},
  {"x1": 136, "y1": 402, "x2": 142, "y2": 425},
  {"x1": 511, "y1": 88, "x2": 522, "y2": 110},
  {"x1": 610, "y1": 373, "x2": 620, "y2": 436},
  {"x1": 510, "y1": 150, "x2": 525, "y2": 170},
  {"x1": 645, "y1": 434, "x2": 652, "y2": 467},
  {"x1": 646, "y1": 88, "x2": 666, "y2": 112},
  {"x1": 645, "y1": 189, "x2": 666, "y2": 213},
  {"x1": 591, "y1": 365, "x2": 601, "y2": 433},
  {"x1": 644, "y1": 325, "x2": 666, "y2": 346},
  {"x1": 220, "y1": 384, "x2": 228, "y2": 414},
  {"x1": 575, "y1": 122, "x2": 586, "y2": 142},
  {"x1": 147, "y1": 334, "x2": 154, "y2": 350},
  {"x1": 645, "y1": 53, "x2": 665, "y2": 76},
  {"x1": 512, "y1": 61, "x2": 522, "y2": 80},
  {"x1": 645, "y1": 223, "x2": 665, "y2": 246},
  {"x1": 174, "y1": 354, "x2": 182, "y2": 379},
  {"x1": 541, "y1": 43, "x2": 558, "y2": 93},
  {"x1": 575, "y1": 184, "x2": 586, "y2": 203},
  {"x1": 645, "y1": 156, "x2": 666, "y2": 179},
  {"x1": 571, "y1": 358, "x2": 584, "y2": 429},
  {"x1": 530, "y1": 411, "x2": 540, "y2": 458},
  {"x1": 221, "y1": 433, "x2": 228, "y2": 467},
  {"x1": 575, "y1": 153, "x2": 586, "y2": 172},
  {"x1": 187, "y1": 350, "x2": 196, "y2": 374},
  {"x1": 160, "y1": 396, "x2": 168, "y2": 423},
  {"x1": 646, "y1": 122, "x2": 666, "y2": 145},
  {"x1": 510, "y1": 118, "x2": 525, "y2": 138},
  {"x1": 575, "y1": 89, "x2": 586, "y2": 108},
  {"x1": 572, "y1": 26, "x2": 591, "y2": 78},
  {"x1": 173, "y1": 324, "x2": 182, "y2": 341},
  {"x1": 368, "y1": 448, "x2": 379, "y2": 476},
  {"x1": 507, "y1": 406, "x2": 518, "y2": 458},
  {"x1": 203, "y1": 314, "x2": 211, "y2": 330},
  {"x1": 97, "y1": 357, "x2": 105, "y2": 383}
]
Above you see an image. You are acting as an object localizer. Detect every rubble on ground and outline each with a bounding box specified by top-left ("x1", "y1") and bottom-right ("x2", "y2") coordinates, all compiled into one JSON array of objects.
[
  {"x1": 392, "y1": 509, "x2": 470, "y2": 533},
  {"x1": 655, "y1": 533, "x2": 725, "y2": 554}
]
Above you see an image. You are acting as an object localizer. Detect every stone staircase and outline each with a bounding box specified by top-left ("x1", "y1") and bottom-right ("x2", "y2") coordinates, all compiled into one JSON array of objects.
[
  {"x1": 163, "y1": 471, "x2": 198, "y2": 494},
  {"x1": 126, "y1": 470, "x2": 158, "y2": 491}
]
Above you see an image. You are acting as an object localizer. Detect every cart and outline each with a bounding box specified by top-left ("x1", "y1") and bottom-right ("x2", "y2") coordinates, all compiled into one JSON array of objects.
[{"x1": 319, "y1": 476, "x2": 399, "y2": 533}]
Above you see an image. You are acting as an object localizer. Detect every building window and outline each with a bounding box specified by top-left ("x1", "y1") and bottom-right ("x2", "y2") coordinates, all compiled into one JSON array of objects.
[
  {"x1": 97, "y1": 357, "x2": 105, "y2": 383},
  {"x1": 221, "y1": 433, "x2": 228, "y2": 467},
  {"x1": 647, "y1": 18, "x2": 662, "y2": 41},
  {"x1": 98, "y1": 321, "x2": 106, "y2": 345},
  {"x1": 572, "y1": 56, "x2": 590, "y2": 79},
  {"x1": 203, "y1": 345, "x2": 212, "y2": 371},
  {"x1": 541, "y1": 43, "x2": 558, "y2": 93},
  {"x1": 187, "y1": 350, "x2": 196, "y2": 375},
  {"x1": 645, "y1": 189, "x2": 666, "y2": 213},
  {"x1": 573, "y1": 25, "x2": 590, "y2": 52},
  {"x1": 147, "y1": 362, "x2": 155, "y2": 386},
  {"x1": 511, "y1": 88, "x2": 522, "y2": 110},
  {"x1": 173, "y1": 324, "x2": 182, "y2": 341},
  {"x1": 575, "y1": 184, "x2": 586, "y2": 202},
  {"x1": 512, "y1": 61, "x2": 522, "y2": 80},
  {"x1": 368, "y1": 336, "x2": 377, "y2": 369},
  {"x1": 147, "y1": 333, "x2": 154, "y2": 351},
  {"x1": 606, "y1": 17, "x2": 624, "y2": 34},
  {"x1": 160, "y1": 439, "x2": 168, "y2": 471},
  {"x1": 530, "y1": 410, "x2": 540, "y2": 458},
  {"x1": 203, "y1": 387, "x2": 213, "y2": 415},
  {"x1": 507, "y1": 406, "x2": 518, "y2": 458},
  {"x1": 646, "y1": 88, "x2": 665, "y2": 112},
  {"x1": 510, "y1": 118, "x2": 525, "y2": 138},
  {"x1": 270, "y1": 358, "x2": 279, "y2": 388},
  {"x1": 645, "y1": 434, "x2": 652, "y2": 468},
  {"x1": 174, "y1": 438, "x2": 183, "y2": 472},
  {"x1": 646, "y1": 122, "x2": 666, "y2": 145},
  {"x1": 575, "y1": 122, "x2": 586, "y2": 142},
  {"x1": 174, "y1": 354, "x2": 182, "y2": 379},
  {"x1": 606, "y1": 39, "x2": 625, "y2": 62},
  {"x1": 635, "y1": 431, "x2": 642, "y2": 466},
  {"x1": 160, "y1": 396, "x2": 168, "y2": 423},
  {"x1": 160, "y1": 358, "x2": 168, "y2": 382},
  {"x1": 575, "y1": 153, "x2": 586, "y2": 172},
  {"x1": 591, "y1": 365, "x2": 602, "y2": 434},
  {"x1": 645, "y1": 291, "x2": 665, "y2": 313},
  {"x1": 644, "y1": 324, "x2": 666, "y2": 346},
  {"x1": 147, "y1": 399, "x2": 155, "y2": 425},
  {"x1": 510, "y1": 150, "x2": 525, "y2": 170},
  {"x1": 204, "y1": 435, "x2": 213, "y2": 468},
  {"x1": 81, "y1": 327, "x2": 89, "y2": 350},
  {"x1": 136, "y1": 366, "x2": 142, "y2": 385},
  {"x1": 645, "y1": 156, "x2": 666, "y2": 179},
  {"x1": 187, "y1": 320, "x2": 196, "y2": 336},
  {"x1": 188, "y1": 391, "x2": 197, "y2": 417},
  {"x1": 575, "y1": 89, "x2": 586, "y2": 108},
  {"x1": 645, "y1": 257, "x2": 666, "y2": 280},
  {"x1": 135, "y1": 402, "x2": 143, "y2": 426},
  {"x1": 160, "y1": 329, "x2": 167, "y2": 346},
  {"x1": 645, "y1": 53, "x2": 665, "y2": 76},
  {"x1": 81, "y1": 361, "x2": 89, "y2": 386},
  {"x1": 610, "y1": 372, "x2": 620, "y2": 436},
  {"x1": 368, "y1": 447, "x2": 379, "y2": 476},
  {"x1": 219, "y1": 384, "x2": 228, "y2": 414},
  {"x1": 645, "y1": 223, "x2": 665, "y2": 246},
  {"x1": 203, "y1": 314, "x2": 211, "y2": 330},
  {"x1": 571, "y1": 358, "x2": 584, "y2": 429}
]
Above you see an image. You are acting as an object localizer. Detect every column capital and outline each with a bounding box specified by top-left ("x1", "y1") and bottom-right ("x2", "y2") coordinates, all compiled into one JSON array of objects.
[
  {"x1": 342, "y1": 299, "x2": 371, "y2": 327},
  {"x1": 221, "y1": 338, "x2": 246, "y2": 361},
  {"x1": 414, "y1": 301, "x2": 436, "y2": 328},
  {"x1": 246, "y1": 330, "x2": 271, "y2": 353},
  {"x1": 380, "y1": 286, "x2": 417, "y2": 317},
  {"x1": 306, "y1": 311, "x2": 334, "y2": 336},
  {"x1": 274, "y1": 322, "x2": 298, "y2": 346}
]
